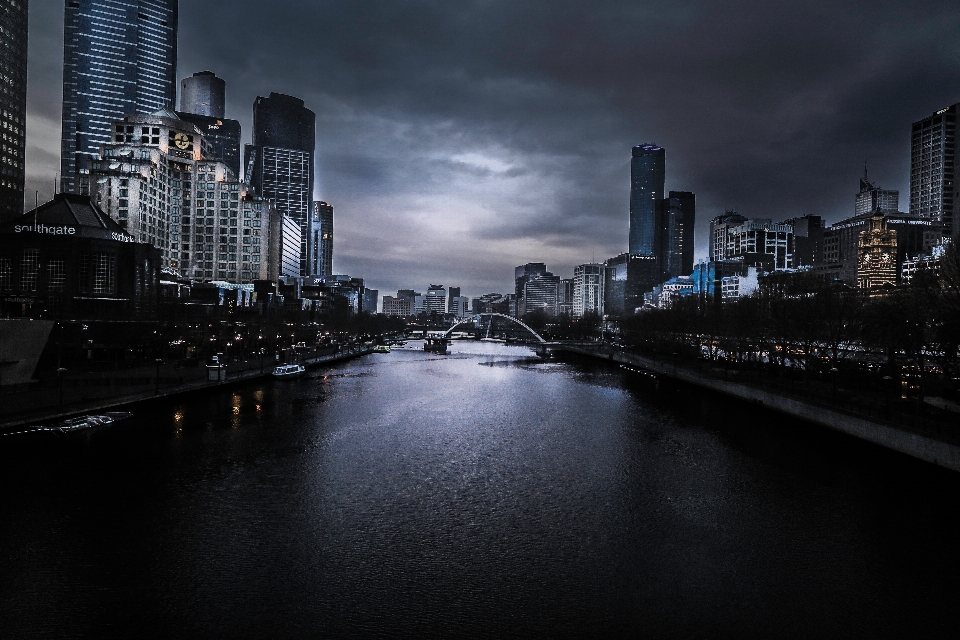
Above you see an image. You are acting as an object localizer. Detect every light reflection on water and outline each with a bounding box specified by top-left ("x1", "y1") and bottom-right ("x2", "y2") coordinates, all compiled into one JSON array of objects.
[{"x1": 0, "y1": 342, "x2": 958, "y2": 639}]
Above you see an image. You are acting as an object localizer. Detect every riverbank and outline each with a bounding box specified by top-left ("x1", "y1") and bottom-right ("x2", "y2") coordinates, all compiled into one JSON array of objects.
[
  {"x1": 557, "y1": 344, "x2": 960, "y2": 472},
  {"x1": 0, "y1": 346, "x2": 373, "y2": 432}
]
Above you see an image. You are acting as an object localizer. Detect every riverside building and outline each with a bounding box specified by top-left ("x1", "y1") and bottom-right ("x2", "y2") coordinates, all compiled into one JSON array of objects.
[
  {"x1": 61, "y1": 0, "x2": 178, "y2": 194},
  {"x1": 87, "y1": 110, "x2": 281, "y2": 284},
  {"x1": 177, "y1": 71, "x2": 242, "y2": 177},
  {"x1": 573, "y1": 264, "x2": 605, "y2": 317},
  {"x1": 244, "y1": 93, "x2": 316, "y2": 276}
]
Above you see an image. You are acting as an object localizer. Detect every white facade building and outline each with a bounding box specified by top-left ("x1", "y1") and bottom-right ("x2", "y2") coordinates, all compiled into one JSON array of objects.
[{"x1": 573, "y1": 264, "x2": 605, "y2": 317}]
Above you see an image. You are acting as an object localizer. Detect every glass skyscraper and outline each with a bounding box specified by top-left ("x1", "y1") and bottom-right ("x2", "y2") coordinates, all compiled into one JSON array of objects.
[
  {"x1": 0, "y1": 0, "x2": 27, "y2": 221},
  {"x1": 61, "y1": 0, "x2": 179, "y2": 194},
  {"x1": 910, "y1": 103, "x2": 957, "y2": 239},
  {"x1": 244, "y1": 93, "x2": 316, "y2": 276},
  {"x1": 629, "y1": 144, "x2": 665, "y2": 257}
]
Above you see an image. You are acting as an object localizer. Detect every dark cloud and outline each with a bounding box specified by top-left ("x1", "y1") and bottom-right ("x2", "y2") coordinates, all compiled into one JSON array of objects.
[{"x1": 26, "y1": 0, "x2": 960, "y2": 299}]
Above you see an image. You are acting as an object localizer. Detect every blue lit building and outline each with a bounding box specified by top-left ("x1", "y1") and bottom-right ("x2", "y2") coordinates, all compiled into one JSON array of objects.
[
  {"x1": 629, "y1": 144, "x2": 665, "y2": 257},
  {"x1": 61, "y1": 0, "x2": 179, "y2": 195}
]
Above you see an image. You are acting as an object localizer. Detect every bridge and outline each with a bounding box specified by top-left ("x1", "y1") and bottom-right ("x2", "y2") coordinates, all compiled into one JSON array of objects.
[{"x1": 442, "y1": 313, "x2": 547, "y2": 344}]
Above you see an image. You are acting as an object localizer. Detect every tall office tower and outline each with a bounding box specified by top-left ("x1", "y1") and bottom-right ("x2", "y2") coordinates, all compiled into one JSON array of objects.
[
  {"x1": 856, "y1": 170, "x2": 899, "y2": 216},
  {"x1": 244, "y1": 93, "x2": 316, "y2": 276},
  {"x1": 910, "y1": 103, "x2": 958, "y2": 239},
  {"x1": 514, "y1": 262, "x2": 546, "y2": 315},
  {"x1": 523, "y1": 272, "x2": 560, "y2": 317},
  {"x1": 180, "y1": 70, "x2": 224, "y2": 118},
  {"x1": 447, "y1": 286, "x2": 461, "y2": 312},
  {"x1": 573, "y1": 264, "x2": 605, "y2": 317},
  {"x1": 629, "y1": 144, "x2": 665, "y2": 257},
  {"x1": 61, "y1": 0, "x2": 179, "y2": 195},
  {"x1": 857, "y1": 214, "x2": 898, "y2": 290},
  {"x1": 424, "y1": 285, "x2": 446, "y2": 314},
  {"x1": 557, "y1": 278, "x2": 573, "y2": 316},
  {"x1": 177, "y1": 71, "x2": 241, "y2": 177},
  {"x1": 0, "y1": 0, "x2": 26, "y2": 221},
  {"x1": 668, "y1": 190, "x2": 695, "y2": 276},
  {"x1": 308, "y1": 201, "x2": 333, "y2": 277}
]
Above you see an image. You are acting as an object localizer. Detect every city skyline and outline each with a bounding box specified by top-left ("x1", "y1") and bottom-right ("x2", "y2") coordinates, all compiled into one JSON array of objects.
[{"x1": 23, "y1": 0, "x2": 960, "y2": 297}]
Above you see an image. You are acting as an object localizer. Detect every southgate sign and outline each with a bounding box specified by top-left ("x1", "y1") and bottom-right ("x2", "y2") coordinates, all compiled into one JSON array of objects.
[{"x1": 14, "y1": 223, "x2": 77, "y2": 235}]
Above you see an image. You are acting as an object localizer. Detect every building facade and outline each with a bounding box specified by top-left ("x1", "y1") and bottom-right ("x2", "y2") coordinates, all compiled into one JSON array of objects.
[
  {"x1": 244, "y1": 93, "x2": 316, "y2": 276},
  {"x1": 857, "y1": 214, "x2": 898, "y2": 290},
  {"x1": 0, "y1": 194, "x2": 161, "y2": 320},
  {"x1": 0, "y1": 0, "x2": 27, "y2": 221},
  {"x1": 573, "y1": 264, "x2": 604, "y2": 317},
  {"x1": 856, "y1": 171, "x2": 899, "y2": 216},
  {"x1": 910, "y1": 103, "x2": 957, "y2": 239},
  {"x1": 523, "y1": 272, "x2": 560, "y2": 316},
  {"x1": 61, "y1": 0, "x2": 179, "y2": 193},
  {"x1": 88, "y1": 111, "x2": 280, "y2": 284},
  {"x1": 629, "y1": 144, "x2": 665, "y2": 257},
  {"x1": 310, "y1": 201, "x2": 333, "y2": 277}
]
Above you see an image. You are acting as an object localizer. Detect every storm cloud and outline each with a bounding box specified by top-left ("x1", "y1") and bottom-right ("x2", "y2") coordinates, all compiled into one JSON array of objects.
[{"x1": 25, "y1": 0, "x2": 960, "y2": 297}]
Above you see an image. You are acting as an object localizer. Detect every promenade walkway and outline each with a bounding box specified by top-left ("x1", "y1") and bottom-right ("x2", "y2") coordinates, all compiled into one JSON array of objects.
[
  {"x1": 558, "y1": 344, "x2": 960, "y2": 472},
  {"x1": 0, "y1": 345, "x2": 373, "y2": 431}
]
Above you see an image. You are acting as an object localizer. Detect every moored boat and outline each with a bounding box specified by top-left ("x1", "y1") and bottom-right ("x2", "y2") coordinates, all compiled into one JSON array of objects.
[
  {"x1": 272, "y1": 363, "x2": 306, "y2": 379},
  {"x1": 373, "y1": 345, "x2": 390, "y2": 353}
]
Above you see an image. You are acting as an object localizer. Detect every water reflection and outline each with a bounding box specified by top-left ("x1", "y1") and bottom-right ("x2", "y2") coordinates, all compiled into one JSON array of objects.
[{"x1": 0, "y1": 343, "x2": 958, "y2": 639}]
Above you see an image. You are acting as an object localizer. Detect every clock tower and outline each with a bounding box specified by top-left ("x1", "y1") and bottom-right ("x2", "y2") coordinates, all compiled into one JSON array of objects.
[{"x1": 857, "y1": 214, "x2": 898, "y2": 291}]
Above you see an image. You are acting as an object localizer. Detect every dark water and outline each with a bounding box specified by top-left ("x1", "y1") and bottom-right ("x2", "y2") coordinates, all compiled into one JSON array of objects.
[{"x1": 1, "y1": 342, "x2": 958, "y2": 639}]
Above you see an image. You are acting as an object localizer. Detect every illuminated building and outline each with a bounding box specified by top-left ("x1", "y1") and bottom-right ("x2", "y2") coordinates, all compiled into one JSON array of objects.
[
  {"x1": 0, "y1": 0, "x2": 27, "y2": 221},
  {"x1": 62, "y1": 0, "x2": 178, "y2": 194},
  {"x1": 910, "y1": 103, "x2": 958, "y2": 239}
]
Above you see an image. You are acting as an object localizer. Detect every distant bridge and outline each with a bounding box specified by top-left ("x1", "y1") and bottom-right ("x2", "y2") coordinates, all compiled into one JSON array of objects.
[{"x1": 442, "y1": 313, "x2": 547, "y2": 344}]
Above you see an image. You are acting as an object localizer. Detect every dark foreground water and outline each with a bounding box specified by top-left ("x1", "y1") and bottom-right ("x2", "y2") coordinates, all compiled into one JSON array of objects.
[{"x1": 1, "y1": 342, "x2": 958, "y2": 639}]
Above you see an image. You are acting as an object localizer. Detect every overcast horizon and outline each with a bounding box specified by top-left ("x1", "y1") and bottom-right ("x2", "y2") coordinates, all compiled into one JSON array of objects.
[{"x1": 23, "y1": 1, "x2": 960, "y2": 300}]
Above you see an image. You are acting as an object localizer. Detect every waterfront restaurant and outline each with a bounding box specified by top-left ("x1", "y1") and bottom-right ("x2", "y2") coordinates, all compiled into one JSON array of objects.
[{"x1": 0, "y1": 194, "x2": 161, "y2": 321}]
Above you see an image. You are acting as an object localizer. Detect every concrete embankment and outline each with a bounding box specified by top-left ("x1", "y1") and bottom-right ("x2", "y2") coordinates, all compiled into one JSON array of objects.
[
  {"x1": 0, "y1": 346, "x2": 373, "y2": 431},
  {"x1": 559, "y1": 345, "x2": 960, "y2": 473}
]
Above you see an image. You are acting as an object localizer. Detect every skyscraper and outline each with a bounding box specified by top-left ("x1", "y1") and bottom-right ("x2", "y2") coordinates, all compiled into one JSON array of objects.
[
  {"x1": 910, "y1": 103, "x2": 957, "y2": 239},
  {"x1": 856, "y1": 170, "x2": 898, "y2": 216},
  {"x1": 668, "y1": 190, "x2": 695, "y2": 276},
  {"x1": 629, "y1": 144, "x2": 665, "y2": 257},
  {"x1": 177, "y1": 71, "x2": 242, "y2": 177},
  {"x1": 61, "y1": 0, "x2": 179, "y2": 194},
  {"x1": 0, "y1": 0, "x2": 26, "y2": 221},
  {"x1": 310, "y1": 201, "x2": 333, "y2": 277},
  {"x1": 180, "y1": 71, "x2": 224, "y2": 118},
  {"x1": 244, "y1": 93, "x2": 316, "y2": 276}
]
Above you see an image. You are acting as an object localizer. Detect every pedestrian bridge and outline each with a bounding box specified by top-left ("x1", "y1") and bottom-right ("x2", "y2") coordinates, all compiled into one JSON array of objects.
[{"x1": 442, "y1": 313, "x2": 547, "y2": 344}]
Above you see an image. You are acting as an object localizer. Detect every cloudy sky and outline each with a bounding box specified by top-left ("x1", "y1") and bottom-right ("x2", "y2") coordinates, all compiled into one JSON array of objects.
[{"x1": 24, "y1": 0, "x2": 960, "y2": 298}]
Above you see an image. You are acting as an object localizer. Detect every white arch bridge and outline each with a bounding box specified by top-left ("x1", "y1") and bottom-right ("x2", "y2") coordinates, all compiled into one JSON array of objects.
[{"x1": 442, "y1": 313, "x2": 547, "y2": 344}]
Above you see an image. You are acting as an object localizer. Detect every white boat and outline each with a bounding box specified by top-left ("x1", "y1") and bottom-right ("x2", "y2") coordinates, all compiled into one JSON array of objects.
[{"x1": 272, "y1": 364, "x2": 306, "y2": 379}]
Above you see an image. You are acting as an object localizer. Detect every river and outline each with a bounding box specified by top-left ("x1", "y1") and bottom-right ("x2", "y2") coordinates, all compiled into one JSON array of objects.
[{"x1": 1, "y1": 341, "x2": 958, "y2": 638}]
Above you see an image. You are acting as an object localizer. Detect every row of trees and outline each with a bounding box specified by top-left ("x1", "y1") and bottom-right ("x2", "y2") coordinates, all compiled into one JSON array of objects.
[{"x1": 620, "y1": 242, "x2": 960, "y2": 398}]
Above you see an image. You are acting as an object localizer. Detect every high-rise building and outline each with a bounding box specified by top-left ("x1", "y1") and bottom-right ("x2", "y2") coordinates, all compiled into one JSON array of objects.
[
  {"x1": 447, "y1": 286, "x2": 461, "y2": 313},
  {"x1": 0, "y1": 0, "x2": 27, "y2": 221},
  {"x1": 557, "y1": 278, "x2": 573, "y2": 316},
  {"x1": 180, "y1": 71, "x2": 224, "y2": 118},
  {"x1": 88, "y1": 110, "x2": 280, "y2": 283},
  {"x1": 61, "y1": 0, "x2": 179, "y2": 194},
  {"x1": 309, "y1": 201, "x2": 333, "y2": 277},
  {"x1": 667, "y1": 190, "x2": 695, "y2": 276},
  {"x1": 629, "y1": 144, "x2": 665, "y2": 257},
  {"x1": 573, "y1": 264, "x2": 605, "y2": 317},
  {"x1": 523, "y1": 272, "x2": 560, "y2": 317},
  {"x1": 424, "y1": 284, "x2": 446, "y2": 314},
  {"x1": 856, "y1": 170, "x2": 898, "y2": 216},
  {"x1": 514, "y1": 262, "x2": 546, "y2": 314},
  {"x1": 177, "y1": 72, "x2": 241, "y2": 177},
  {"x1": 910, "y1": 103, "x2": 957, "y2": 239},
  {"x1": 244, "y1": 93, "x2": 316, "y2": 276}
]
